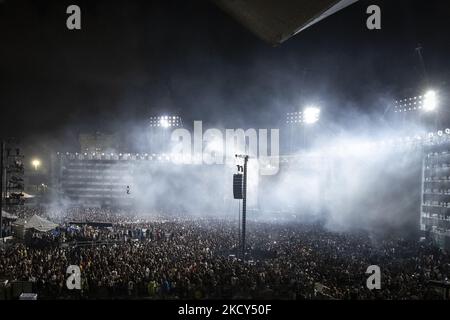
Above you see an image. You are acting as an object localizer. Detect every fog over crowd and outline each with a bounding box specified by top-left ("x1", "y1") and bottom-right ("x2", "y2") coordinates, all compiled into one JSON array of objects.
[{"x1": 41, "y1": 112, "x2": 428, "y2": 238}]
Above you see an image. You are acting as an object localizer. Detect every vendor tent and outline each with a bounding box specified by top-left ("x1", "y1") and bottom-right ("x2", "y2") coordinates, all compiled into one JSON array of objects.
[{"x1": 13, "y1": 215, "x2": 58, "y2": 232}]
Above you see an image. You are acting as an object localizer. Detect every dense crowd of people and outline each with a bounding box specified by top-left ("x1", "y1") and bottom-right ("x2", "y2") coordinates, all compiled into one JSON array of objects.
[{"x1": 1, "y1": 206, "x2": 450, "y2": 300}]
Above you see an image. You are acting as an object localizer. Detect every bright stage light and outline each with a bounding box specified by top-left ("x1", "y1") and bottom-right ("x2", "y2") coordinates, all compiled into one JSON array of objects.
[
  {"x1": 149, "y1": 115, "x2": 181, "y2": 128},
  {"x1": 303, "y1": 107, "x2": 320, "y2": 124},
  {"x1": 423, "y1": 90, "x2": 437, "y2": 112},
  {"x1": 31, "y1": 159, "x2": 41, "y2": 170},
  {"x1": 160, "y1": 118, "x2": 170, "y2": 128}
]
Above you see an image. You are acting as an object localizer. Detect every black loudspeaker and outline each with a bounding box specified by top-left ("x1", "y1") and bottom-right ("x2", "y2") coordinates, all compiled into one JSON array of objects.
[{"x1": 233, "y1": 174, "x2": 243, "y2": 199}]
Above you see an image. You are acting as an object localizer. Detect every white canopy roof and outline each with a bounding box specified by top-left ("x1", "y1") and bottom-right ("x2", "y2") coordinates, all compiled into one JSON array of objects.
[{"x1": 13, "y1": 214, "x2": 58, "y2": 232}]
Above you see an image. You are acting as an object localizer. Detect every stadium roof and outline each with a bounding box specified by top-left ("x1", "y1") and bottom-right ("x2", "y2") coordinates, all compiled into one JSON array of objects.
[{"x1": 214, "y1": 0, "x2": 359, "y2": 45}]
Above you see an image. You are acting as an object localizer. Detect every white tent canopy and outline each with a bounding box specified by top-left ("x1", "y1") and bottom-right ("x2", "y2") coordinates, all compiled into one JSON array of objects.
[{"x1": 13, "y1": 214, "x2": 58, "y2": 232}]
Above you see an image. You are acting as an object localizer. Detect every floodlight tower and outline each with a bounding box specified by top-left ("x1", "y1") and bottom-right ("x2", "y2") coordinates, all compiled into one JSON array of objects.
[
  {"x1": 303, "y1": 107, "x2": 321, "y2": 124},
  {"x1": 391, "y1": 89, "x2": 439, "y2": 131},
  {"x1": 148, "y1": 115, "x2": 182, "y2": 154},
  {"x1": 423, "y1": 90, "x2": 437, "y2": 112},
  {"x1": 423, "y1": 90, "x2": 439, "y2": 130},
  {"x1": 286, "y1": 106, "x2": 320, "y2": 152}
]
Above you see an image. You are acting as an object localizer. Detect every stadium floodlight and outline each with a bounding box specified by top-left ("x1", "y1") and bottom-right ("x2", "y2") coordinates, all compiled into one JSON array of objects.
[
  {"x1": 160, "y1": 118, "x2": 170, "y2": 128},
  {"x1": 31, "y1": 159, "x2": 41, "y2": 171},
  {"x1": 149, "y1": 115, "x2": 181, "y2": 128},
  {"x1": 303, "y1": 107, "x2": 320, "y2": 124},
  {"x1": 423, "y1": 90, "x2": 437, "y2": 112}
]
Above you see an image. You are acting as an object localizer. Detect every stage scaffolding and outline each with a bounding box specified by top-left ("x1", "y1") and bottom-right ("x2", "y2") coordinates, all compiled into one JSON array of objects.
[{"x1": 421, "y1": 132, "x2": 450, "y2": 250}]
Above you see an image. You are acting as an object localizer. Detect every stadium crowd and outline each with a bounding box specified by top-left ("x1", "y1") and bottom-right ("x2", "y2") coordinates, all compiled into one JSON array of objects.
[{"x1": 1, "y1": 206, "x2": 450, "y2": 300}]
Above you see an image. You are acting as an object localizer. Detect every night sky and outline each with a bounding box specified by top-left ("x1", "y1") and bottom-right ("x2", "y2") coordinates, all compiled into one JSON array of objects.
[{"x1": 1, "y1": 0, "x2": 450, "y2": 155}]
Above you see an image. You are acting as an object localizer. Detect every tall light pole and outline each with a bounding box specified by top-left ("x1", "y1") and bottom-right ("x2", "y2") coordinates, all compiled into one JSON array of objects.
[
  {"x1": 235, "y1": 154, "x2": 249, "y2": 261},
  {"x1": 415, "y1": 45, "x2": 428, "y2": 85}
]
